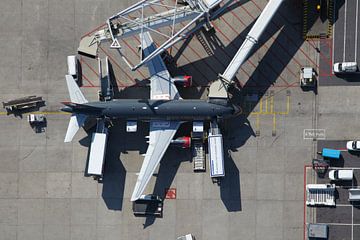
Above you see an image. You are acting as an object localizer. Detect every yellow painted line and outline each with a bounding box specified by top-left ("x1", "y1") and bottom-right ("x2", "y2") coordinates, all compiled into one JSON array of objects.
[
  {"x1": 259, "y1": 97, "x2": 263, "y2": 113},
  {"x1": 33, "y1": 111, "x2": 70, "y2": 115},
  {"x1": 270, "y1": 95, "x2": 274, "y2": 114},
  {"x1": 265, "y1": 96, "x2": 268, "y2": 113},
  {"x1": 0, "y1": 111, "x2": 70, "y2": 116},
  {"x1": 272, "y1": 113, "x2": 276, "y2": 134},
  {"x1": 256, "y1": 114, "x2": 260, "y2": 135}
]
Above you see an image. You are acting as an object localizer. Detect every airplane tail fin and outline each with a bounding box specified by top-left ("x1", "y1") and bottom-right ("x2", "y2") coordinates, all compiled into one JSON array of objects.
[
  {"x1": 65, "y1": 75, "x2": 87, "y2": 104},
  {"x1": 64, "y1": 75, "x2": 88, "y2": 142}
]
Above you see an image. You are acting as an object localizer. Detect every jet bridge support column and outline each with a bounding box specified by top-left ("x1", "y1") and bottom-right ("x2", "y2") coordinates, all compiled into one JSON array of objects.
[{"x1": 208, "y1": 0, "x2": 284, "y2": 99}]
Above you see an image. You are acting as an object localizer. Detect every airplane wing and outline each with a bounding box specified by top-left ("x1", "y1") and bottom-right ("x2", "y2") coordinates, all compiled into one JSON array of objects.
[
  {"x1": 131, "y1": 120, "x2": 180, "y2": 201},
  {"x1": 131, "y1": 32, "x2": 183, "y2": 201},
  {"x1": 141, "y1": 32, "x2": 181, "y2": 100}
]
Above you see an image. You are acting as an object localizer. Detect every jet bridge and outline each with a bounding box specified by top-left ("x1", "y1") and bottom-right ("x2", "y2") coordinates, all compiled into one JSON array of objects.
[
  {"x1": 98, "y1": 57, "x2": 113, "y2": 101},
  {"x1": 78, "y1": 0, "x2": 224, "y2": 70},
  {"x1": 208, "y1": 0, "x2": 285, "y2": 99}
]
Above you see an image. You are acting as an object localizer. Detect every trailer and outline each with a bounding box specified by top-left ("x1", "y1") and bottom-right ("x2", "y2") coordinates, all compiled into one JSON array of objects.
[
  {"x1": 306, "y1": 184, "x2": 336, "y2": 206},
  {"x1": 2, "y1": 96, "x2": 45, "y2": 112},
  {"x1": 208, "y1": 121, "x2": 225, "y2": 182},
  {"x1": 87, "y1": 120, "x2": 108, "y2": 177}
]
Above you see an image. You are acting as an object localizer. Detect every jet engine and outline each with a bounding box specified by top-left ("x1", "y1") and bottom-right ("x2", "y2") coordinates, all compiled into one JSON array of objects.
[
  {"x1": 172, "y1": 75, "x2": 192, "y2": 87},
  {"x1": 170, "y1": 136, "x2": 191, "y2": 148}
]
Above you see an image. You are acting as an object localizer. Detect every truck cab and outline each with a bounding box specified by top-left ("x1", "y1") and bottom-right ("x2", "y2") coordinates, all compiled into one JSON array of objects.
[
  {"x1": 132, "y1": 194, "x2": 163, "y2": 217},
  {"x1": 300, "y1": 67, "x2": 316, "y2": 88}
]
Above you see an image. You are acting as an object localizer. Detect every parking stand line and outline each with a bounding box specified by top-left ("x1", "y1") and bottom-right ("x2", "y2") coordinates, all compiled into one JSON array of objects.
[
  {"x1": 355, "y1": 0, "x2": 359, "y2": 62},
  {"x1": 352, "y1": 204, "x2": 354, "y2": 240},
  {"x1": 343, "y1": 0, "x2": 347, "y2": 61}
]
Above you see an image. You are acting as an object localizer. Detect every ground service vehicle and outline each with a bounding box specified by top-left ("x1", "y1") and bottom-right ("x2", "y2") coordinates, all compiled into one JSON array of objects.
[
  {"x1": 67, "y1": 55, "x2": 78, "y2": 81},
  {"x1": 349, "y1": 188, "x2": 360, "y2": 201},
  {"x1": 300, "y1": 67, "x2": 316, "y2": 88},
  {"x1": 347, "y1": 141, "x2": 360, "y2": 151},
  {"x1": 333, "y1": 62, "x2": 358, "y2": 73},
  {"x1": 177, "y1": 234, "x2": 195, "y2": 240},
  {"x1": 329, "y1": 169, "x2": 353, "y2": 181},
  {"x1": 132, "y1": 194, "x2": 163, "y2": 216}
]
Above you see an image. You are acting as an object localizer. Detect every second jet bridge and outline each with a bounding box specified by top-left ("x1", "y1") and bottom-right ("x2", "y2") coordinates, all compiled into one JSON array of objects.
[{"x1": 208, "y1": 0, "x2": 285, "y2": 99}]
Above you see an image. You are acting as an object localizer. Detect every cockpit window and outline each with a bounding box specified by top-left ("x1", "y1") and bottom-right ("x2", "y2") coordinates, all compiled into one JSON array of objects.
[{"x1": 353, "y1": 141, "x2": 357, "y2": 149}]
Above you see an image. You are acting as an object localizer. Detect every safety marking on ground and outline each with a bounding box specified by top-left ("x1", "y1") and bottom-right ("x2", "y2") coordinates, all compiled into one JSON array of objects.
[
  {"x1": 303, "y1": 0, "x2": 334, "y2": 40},
  {"x1": 248, "y1": 92, "x2": 291, "y2": 115},
  {"x1": 245, "y1": 90, "x2": 291, "y2": 137},
  {"x1": 165, "y1": 188, "x2": 176, "y2": 199}
]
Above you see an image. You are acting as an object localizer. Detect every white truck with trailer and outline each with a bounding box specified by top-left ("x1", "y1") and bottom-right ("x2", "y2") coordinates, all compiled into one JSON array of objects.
[
  {"x1": 208, "y1": 121, "x2": 224, "y2": 182},
  {"x1": 87, "y1": 120, "x2": 108, "y2": 178}
]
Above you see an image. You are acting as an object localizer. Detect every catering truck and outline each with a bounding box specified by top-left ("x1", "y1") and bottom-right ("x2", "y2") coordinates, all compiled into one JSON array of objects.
[{"x1": 208, "y1": 121, "x2": 224, "y2": 183}]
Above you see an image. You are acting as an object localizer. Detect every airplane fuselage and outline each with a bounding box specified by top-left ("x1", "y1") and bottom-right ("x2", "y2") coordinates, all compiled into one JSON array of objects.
[{"x1": 62, "y1": 99, "x2": 236, "y2": 121}]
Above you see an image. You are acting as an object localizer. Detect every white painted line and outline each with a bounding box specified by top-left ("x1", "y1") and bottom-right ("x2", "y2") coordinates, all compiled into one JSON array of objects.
[
  {"x1": 343, "y1": 0, "x2": 348, "y2": 62},
  {"x1": 336, "y1": 204, "x2": 354, "y2": 207},
  {"x1": 329, "y1": 167, "x2": 360, "y2": 170},
  {"x1": 332, "y1": 0, "x2": 336, "y2": 67},
  {"x1": 352, "y1": 204, "x2": 354, "y2": 240},
  {"x1": 355, "y1": 0, "x2": 359, "y2": 62},
  {"x1": 314, "y1": 223, "x2": 357, "y2": 226}
]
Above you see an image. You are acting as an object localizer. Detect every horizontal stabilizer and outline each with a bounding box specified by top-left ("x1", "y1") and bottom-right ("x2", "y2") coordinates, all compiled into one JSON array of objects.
[
  {"x1": 65, "y1": 75, "x2": 87, "y2": 104},
  {"x1": 64, "y1": 114, "x2": 87, "y2": 142}
]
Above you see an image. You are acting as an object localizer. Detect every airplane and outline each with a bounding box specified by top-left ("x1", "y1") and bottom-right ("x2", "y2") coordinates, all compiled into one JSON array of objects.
[{"x1": 62, "y1": 32, "x2": 241, "y2": 201}]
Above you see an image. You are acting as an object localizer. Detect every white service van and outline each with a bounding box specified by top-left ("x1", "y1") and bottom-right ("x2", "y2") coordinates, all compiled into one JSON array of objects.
[
  {"x1": 333, "y1": 62, "x2": 358, "y2": 73},
  {"x1": 329, "y1": 169, "x2": 353, "y2": 181}
]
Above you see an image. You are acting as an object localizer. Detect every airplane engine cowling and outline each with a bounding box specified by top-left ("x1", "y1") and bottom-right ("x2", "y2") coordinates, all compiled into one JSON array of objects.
[
  {"x1": 172, "y1": 75, "x2": 192, "y2": 87},
  {"x1": 170, "y1": 136, "x2": 191, "y2": 148}
]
